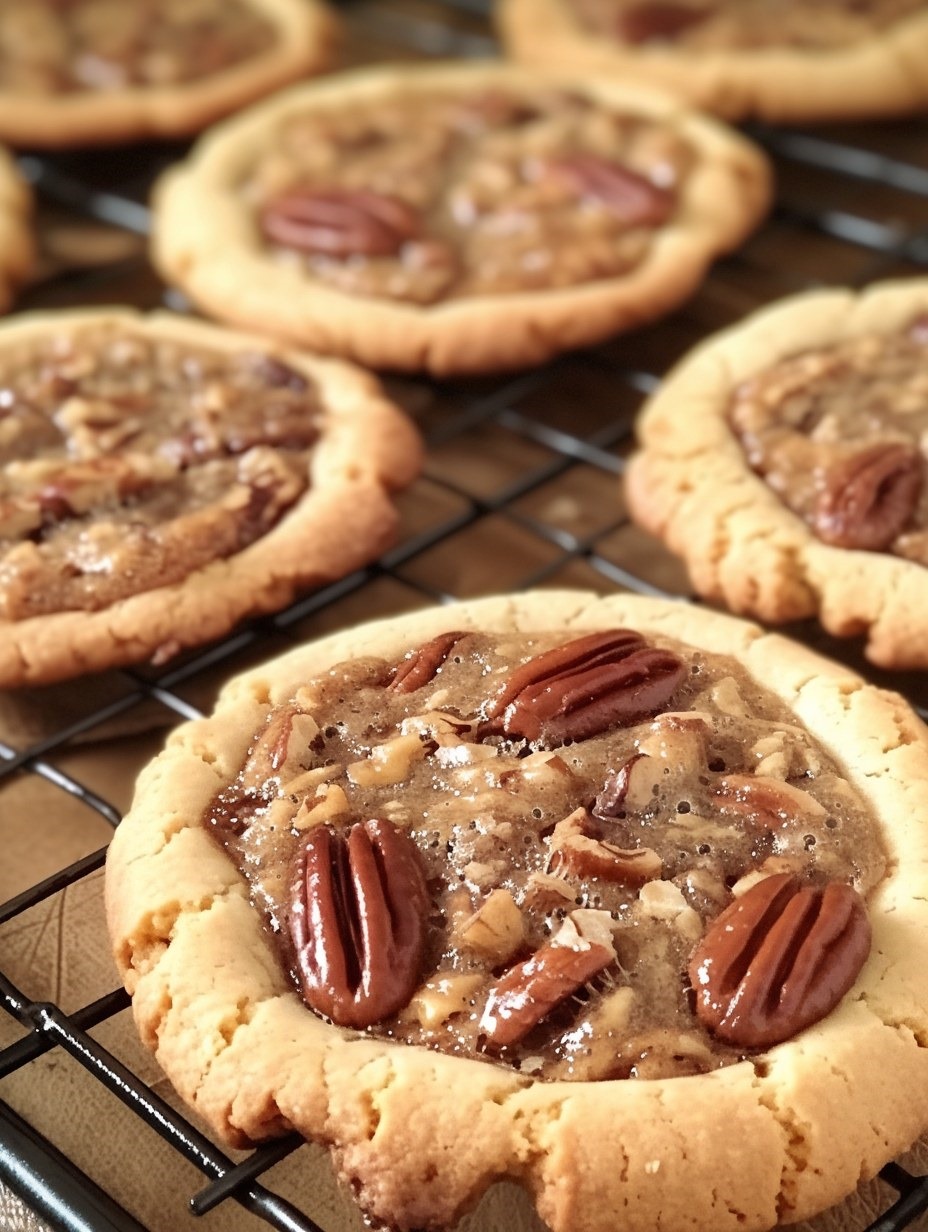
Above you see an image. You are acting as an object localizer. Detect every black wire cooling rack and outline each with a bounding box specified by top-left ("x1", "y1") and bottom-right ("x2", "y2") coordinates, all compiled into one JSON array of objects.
[{"x1": 2, "y1": 2, "x2": 928, "y2": 1230}]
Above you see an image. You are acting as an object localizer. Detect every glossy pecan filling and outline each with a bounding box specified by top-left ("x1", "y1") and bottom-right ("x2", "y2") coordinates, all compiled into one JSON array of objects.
[
  {"x1": 0, "y1": 0, "x2": 275, "y2": 95},
  {"x1": 571, "y1": 0, "x2": 925, "y2": 48},
  {"x1": 728, "y1": 318, "x2": 928, "y2": 561},
  {"x1": 207, "y1": 628, "x2": 882, "y2": 1081},
  {"x1": 0, "y1": 328, "x2": 321, "y2": 619},
  {"x1": 249, "y1": 88, "x2": 692, "y2": 303}
]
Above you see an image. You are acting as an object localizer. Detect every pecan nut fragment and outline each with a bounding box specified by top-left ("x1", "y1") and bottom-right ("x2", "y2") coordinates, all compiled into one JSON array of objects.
[
  {"x1": 688, "y1": 873, "x2": 871, "y2": 1049},
  {"x1": 549, "y1": 808, "x2": 662, "y2": 885},
  {"x1": 813, "y1": 443, "x2": 922, "y2": 552},
  {"x1": 616, "y1": 2, "x2": 711, "y2": 43},
  {"x1": 388, "y1": 630, "x2": 468, "y2": 694},
  {"x1": 479, "y1": 937, "x2": 614, "y2": 1050},
  {"x1": 546, "y1": 153, "x2": 674, "y2": 227},
  {"x1": 289, "y1": 817, "x2": 429, "y2": 1029},
  {"x1": 483, "y1": 630, "x2": 686, "y2": 746},
  {"x1": 713, "y1": 774, "x2": 826, "y2": 832},
  {"x1": 259, "y1": 188, "x2": 421, "y2": 258}
]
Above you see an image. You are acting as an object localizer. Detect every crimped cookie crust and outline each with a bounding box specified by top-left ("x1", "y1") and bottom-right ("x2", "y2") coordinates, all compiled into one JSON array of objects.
[
  {"x1": 498, "y1": 0, "x2": 928, "y2": 123},
  {"x1": 106, "y1": 590, "x2": 928, "y2": 1232},
  {"x1": 0, "y1": 308, "x2": 421, "y2": 686},
  {"x1": 626, "y1": 279, "x2": 928, "y2": 670},
  {"x1": 151, "y1": 62, "x2": 770, "y2": 375}
]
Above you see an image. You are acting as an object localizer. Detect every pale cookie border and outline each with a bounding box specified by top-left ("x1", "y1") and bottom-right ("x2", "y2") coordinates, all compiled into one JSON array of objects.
[
  {"x1": 0, "y1": 0, "x2": 339, "y2": 148},
  {"x1": 151, "y1": 62, "x2": 771, "y2": 376},
  {"x1": 0, "y1": 307, "x2": 422, "y2": 687},
  {"x1": 105, "y1": 589, "x2": 928, "y2": 1232},
  {"x1": 497, "y1": 0, "x2": 928, "y2": 124},
  {"x1": 0, "y1": 146, "x2": 34, "y2": 314},
  {"x1": 626, "y1": 278, "x2": 928, "y2": 671}
]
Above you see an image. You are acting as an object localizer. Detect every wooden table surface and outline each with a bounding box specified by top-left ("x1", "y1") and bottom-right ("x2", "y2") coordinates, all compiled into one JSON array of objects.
[{"x1": 2, "y1": 3, "x2": 928, "y2": 1232}]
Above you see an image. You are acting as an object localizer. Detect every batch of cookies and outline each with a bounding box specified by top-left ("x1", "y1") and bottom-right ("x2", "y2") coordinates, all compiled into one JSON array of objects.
[{"x1": 2, "y1": 3, "x2": 928, "y2": 1232}]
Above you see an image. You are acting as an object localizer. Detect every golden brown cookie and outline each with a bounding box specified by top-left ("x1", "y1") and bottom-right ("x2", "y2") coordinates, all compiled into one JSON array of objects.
[
  {"x1": 498, "y1": 0, "x2": 928, "y2": 123},
  {"x1": 626, "y1": 278, "x2": 928, "y2": 671},
  {"x1": 0, "y1": 145, "x2": 33, "y2": 312},
  {"x1": 0, "y1": 0, "x2": 338, "y2": 148},
  {"x1": 106, "y1": 589, "x2": 928, "y2": 1232},
  {"x1": 0, "y1": 308, "x2": 421, "y2": 686},
  {"x1": 151, "y1": 62, "x2": 770, "y2": 375}
]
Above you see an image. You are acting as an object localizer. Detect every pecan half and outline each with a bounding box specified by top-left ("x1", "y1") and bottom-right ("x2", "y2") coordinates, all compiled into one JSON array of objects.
[
  {"x1": 616, "y1": 2, "x2": 711, "y2": 43},
  {"x1": 483, "y1": 631, "x2": 686, "y2": 746},
  {"x1": 289, "y1": 817, "x2": 429, "y2": 1029},
  {"x1": 688, "y1": 873, "x2": 871, "y2": 1049},
  {"x1": 546, "y1": 154, "x2": 674, "y2": 227},
  {"x1": 259, "y1": 188, "x2": 421, "y2": 258},
  {"x1": 388, "y1": 630, "x2": 468, "y2": 694},
  {"x1": 480, "y1": 934, "x2": 614, "y2": 1050},
  {"x1": 813, "y1": 443, "x2": 922, "y2": 552}
]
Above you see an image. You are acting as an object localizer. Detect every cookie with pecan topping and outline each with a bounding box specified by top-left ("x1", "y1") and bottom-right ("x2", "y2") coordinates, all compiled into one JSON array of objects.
[
  {"x1": 0, "y1": 0, "x2": 337, "y2": 148},
  {"x1": 499, "y1": 0, "x2": 928, "y2": 123},
  {"x1": 152, "y1": 63, "x2": 770, "y2": 374},
  {"x1": 0, "y1": 308, "x2": 420, "y2": 685},
  {"x1": 106, "y1": 590, "x2": 928, "y2": 1232},
  {"x1": 627, "y1": 278, "x2": 928, "y2": 670},
  {"x1": 0, "y1": 146, "x2": 33, "y2": 312}
]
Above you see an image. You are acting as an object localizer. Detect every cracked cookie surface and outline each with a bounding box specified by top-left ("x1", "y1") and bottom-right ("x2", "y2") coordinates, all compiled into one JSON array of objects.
[
  {"x1": 106, "y1": 590, "x2": 928, "y2": 1232},
  {"x1": 499, "y1": 0, "x2": 928, "y2": 122},
  {"x1": 151, "y1": 62, "x2": 770, "y2": 374},
  {"x1": 626, "y1": 278, "x2": 928, "y2": 670},
  {"x1": 0, "y1": 309, "x2": 421, "y2": 686}
]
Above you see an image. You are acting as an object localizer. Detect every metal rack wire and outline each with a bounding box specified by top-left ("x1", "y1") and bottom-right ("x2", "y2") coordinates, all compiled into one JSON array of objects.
[{"x1": 1, "y1": 1, "x2": 928, "y2": 1229}]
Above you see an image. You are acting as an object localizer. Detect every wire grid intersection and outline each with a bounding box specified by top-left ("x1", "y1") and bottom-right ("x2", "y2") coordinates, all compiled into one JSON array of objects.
[{"x1": 1, "y1": 1, "x2": 928, "y2": 1229}]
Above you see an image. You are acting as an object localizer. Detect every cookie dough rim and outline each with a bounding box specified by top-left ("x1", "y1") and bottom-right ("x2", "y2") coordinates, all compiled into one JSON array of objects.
[
  {"x1": 0, "y1": 306, "x2": 422, "y2": 686},
  {"x1": 0, "y1": 146, "x2": 35, "y2": 313},
  {"x1": 105, "y1": 589, "x2": 928, "y2": 1232},
  {"x1": 626, "y1": 278, "x2": 928, "y2": 670},
  {"x1": 497, "y1": 0, "x2": 928, "y2": 123},
  {"x1": 0, "y1": 0, "x2": 339, "y2": 148},
  {"x1": 151, "y1": 61, "x2": 771, "y2": 376}
]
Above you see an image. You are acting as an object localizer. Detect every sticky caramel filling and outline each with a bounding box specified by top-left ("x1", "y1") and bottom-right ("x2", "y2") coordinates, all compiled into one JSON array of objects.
[
  {"x1": 208, "y1": 629, "x2": 884, "y2": 1081},
  {"x1": 247, "y1": 88, "x2": 693, "y2": 303},
  {"x1": 728, "y1": 319, "x2": 928, "y2": 561},
  {"x1": 0, "y1": 0, "x2": 276, "y2": 95},
  {"x1": 0, "y1": 327, "x2": 320, "y2": 619},
  {"x1": 571, "y1": 0, "x2": 925, "y2": 49}
]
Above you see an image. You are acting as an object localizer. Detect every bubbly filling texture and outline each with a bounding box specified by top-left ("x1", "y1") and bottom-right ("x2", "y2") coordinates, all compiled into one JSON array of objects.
[
  {"x1": 728, "y1": 318, "x2": 928, "y2": 561},
  {"x1": 571, "y1": 0, "x2": 925, "y2": 49},
  {"x1": 0, "y1": 0, "x2": 276, "y2": 95},
  {"x1": 207, "y1": 628, "x2": 884, "y2": 1081},
  {"x1": 248, "y1": 88, "x2": 693, "y2": 303},
  {"x1": 0, "y1": 326, "x2": 321, "y2": 619}
]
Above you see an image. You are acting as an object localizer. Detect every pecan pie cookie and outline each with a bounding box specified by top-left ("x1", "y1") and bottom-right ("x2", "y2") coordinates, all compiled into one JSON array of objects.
[
  {"x1": 0, "y1": 0, "x2": 337, "y2": 148},
  {"x1": 0, "y1": 146, "x2": 33, "y2": 313},
  {"x1": 0, "y1": 308, "x2": 420, "y2": 687},
  {"x1": 105, "y1": 590, "x2": 928, "y2": 1232},
  {"x1": 498, "y1": 0, "x2": 928, "y2": 122},
  {"x1": 626, "y1": 278, "x2": 928, "y2": 671},
  {"x1": 151, "y1": 63, "x2": 770, "y2": 375}
]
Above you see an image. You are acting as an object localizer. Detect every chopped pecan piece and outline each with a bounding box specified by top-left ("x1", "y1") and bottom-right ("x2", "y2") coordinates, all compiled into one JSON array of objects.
[
  {"x1": 616, "y1": 2, "x2": 711, "y2": 43},
  {"x1": 688, "y1": 873, "x2": 871, "y2": 1049},
  {"x1": 549, "y1": 807, "x2": 662, "y2": 886},
  {"x1": 546, "y1": 153, "x2": 674, "y2": 227},
  {"x1": 259, "y1": 188, "x2": 421, "y2": 258},
  {"x1": 389, "y1": 630, "x2": 468, "y2": 694},
  {"x1": 813, "y1": 443, "x2": 922, "y2": 552},
  {"x1": 482, "y1": 630, "x2": 686, "y2": 746},
  {"x1": 714, "y1": 774, "x2": 827, "y2": 831},
  {"x1": 592, "y1": 752, "x2": 660, "y2": 818},
  {"x1": 480, "y1": 924, "x2": 614, "y2": 1050},
  {"x1": 289, "y1": 817, "x2": 429, "y2": 1029}
]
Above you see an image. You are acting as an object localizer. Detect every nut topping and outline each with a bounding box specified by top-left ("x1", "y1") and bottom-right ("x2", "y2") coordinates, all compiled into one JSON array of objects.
[
  {"x1": 259, "y1": 188, "x2": 421, "y2": 258},
  {"x1": 289, "y1": 818, "x2": 429, "y2": 1029},
  {"x1": 549, "y1": 807, "x2": 662, "y2": 885},
  {"x1": 545, "y1": 153, "x2": 674, "y2": 226},
  {"x1": 389, "y1": 631, "x2": 468, "y2": 693},
  {"x1": 814, "y1": 443, "x2": 922, "y2": 552},
  {"x1": 688, "y1": 873, "x2": 871, "y2": 1049},
  {"x1": 713, "y1": 774, "x2": 827, "y2": 831},
  {"x1": 483, "y1": 631, "x2": 687, "y2": 746}
]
